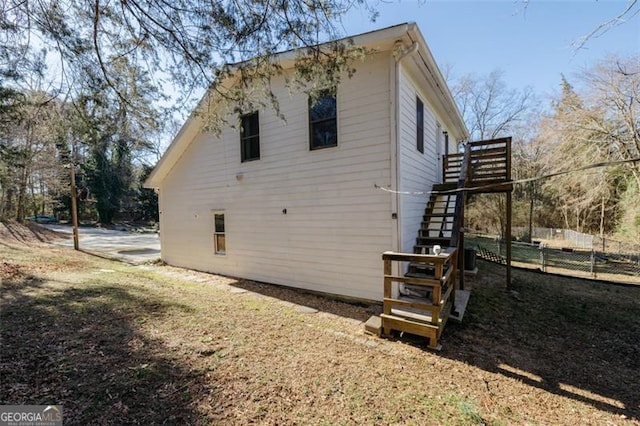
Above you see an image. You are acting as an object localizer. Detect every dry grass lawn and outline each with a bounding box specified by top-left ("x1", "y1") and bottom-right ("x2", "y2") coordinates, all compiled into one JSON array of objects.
[{"x1": 1, "y1": 222, "x2": 639, "y2": 424}]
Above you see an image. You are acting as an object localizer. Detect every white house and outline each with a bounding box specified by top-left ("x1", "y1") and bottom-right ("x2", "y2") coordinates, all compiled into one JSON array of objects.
[{"x1": 145, "y1": 23, "x2": 469, "y2": 301}]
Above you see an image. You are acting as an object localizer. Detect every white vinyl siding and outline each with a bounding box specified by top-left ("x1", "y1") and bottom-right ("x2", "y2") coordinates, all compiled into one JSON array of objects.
[
  {"x1": 158, "y1": 52, "x2": 393, "y2": 301},
  {"x1": 397, "y1": 63, "x2": 452, "y2": 254}
]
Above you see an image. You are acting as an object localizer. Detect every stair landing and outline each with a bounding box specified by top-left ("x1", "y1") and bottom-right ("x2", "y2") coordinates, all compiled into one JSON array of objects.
[{"x1": 364, "y1": 289, "x2": 470, "y2": 348}]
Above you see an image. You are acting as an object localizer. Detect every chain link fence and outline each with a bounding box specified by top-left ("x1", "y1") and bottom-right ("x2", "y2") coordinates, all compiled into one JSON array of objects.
[
  {"x1": 467, "y1": 234, "x2": 640, "y2": 282},
  {"x1": 512, "y1": 227, "x2": 640, "y2": 254}
]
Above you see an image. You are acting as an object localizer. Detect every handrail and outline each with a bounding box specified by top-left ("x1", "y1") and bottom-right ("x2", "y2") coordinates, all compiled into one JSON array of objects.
[
  {"x1": 468, "y1": 137, "x2": 511, "y2": 148},
  {"x1": 449, "y1": 143, "x2": 472, "y2": 247}
]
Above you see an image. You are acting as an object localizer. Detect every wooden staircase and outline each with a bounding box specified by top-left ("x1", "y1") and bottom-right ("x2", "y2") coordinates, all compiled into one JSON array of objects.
[
  {"x1": 414, "y1": 183, "x2": 458, "y2": 255},
  {"x1": 380, "y1": 137, "x2": 513, "y2": 349},
  {"x1": 380, "y1": 250, "x2": 458, "y2": 349}
]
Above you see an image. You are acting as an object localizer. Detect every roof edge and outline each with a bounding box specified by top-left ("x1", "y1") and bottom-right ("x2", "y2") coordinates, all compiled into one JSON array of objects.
[{"x1": 406, "y1": 25, "x2": 469, "y2": 141}]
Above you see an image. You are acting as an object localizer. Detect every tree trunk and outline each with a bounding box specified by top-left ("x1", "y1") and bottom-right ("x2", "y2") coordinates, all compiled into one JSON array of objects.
[
  {"x1": 16, "y1": 166, "x2": 27, "y2": 223},
  {"x1": 40, "y1": 179, "x2": 45, "y2": 215},
  {"x1": 3, "y1": 188, "x2": 14, "y2": 219}
]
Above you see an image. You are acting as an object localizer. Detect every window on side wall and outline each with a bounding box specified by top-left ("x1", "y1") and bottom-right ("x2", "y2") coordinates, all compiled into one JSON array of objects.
[
  {"x1": 416, "y1": 97, "x2": 424, "y2": 154},
  {"x1": 309, "y1": 90, "x2": 337, "y2": 150},
  {"x1": 240, "y1": 112, "x2": 260, "y2": 162},
  {"x1": 213, "y1": 212, "x2": 226, "y2": 255}
]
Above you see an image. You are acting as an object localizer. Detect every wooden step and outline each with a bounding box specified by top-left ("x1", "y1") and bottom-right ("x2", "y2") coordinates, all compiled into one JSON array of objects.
[
  {"x1": 419, "y1": 231, "x2": 452, "y2": 239},
  {"x1": 415, "y1": 238, "x2": 452, "y2": 249},
  {"x1": 432, "y1": 183, "x2": 457, "y2": 192},
  {"x1": 421, "y1": 224, "x2": 453, "y2": 232},
  {"x1": 422, "y1": 216, "x2": 454, "y2": 223},
  {"x1": 416, "y1": 240, "x2": 452, "y2": 248},
  {"x1": 416, "y1": 236, "x2": 453, "y2": 243},
  {"x1": 426, "y1": 206, "x2": 454, "y2": 214},
  {"x1": 405, "y1": 271, "x2": 436, "y2": 280},
  {"x1": 413, "y1": 244, "x2": 437, "y2": 254},
  {"x1": 420, "y1": 227, "x2": 453, "y2": 234},
  {"x1": 380, "y1": 312, "x2": 443, "y2": 349},
  {"x1": 420, "y1": 226, "x2": 453, "y2": 232},
  {"x1": 427, "y1": 195, "x2": 455, "y2": 202},
  {"x1": 407, "y1": 263, "x2": 437, "y2": 276},
  {"x1": 388, "y1": 307, "x2": 443, "y2": 325},
  {"x1": 425, "y1": 206, "x2": 454, "y2": 214},
  {"x1": 426, "y1": 199, "x2": 450, "y2": 206},
  {"x1": 423, "y1": 212, "x2": 456, "y2": 218},
  {"x1": 398, "y1": 282, "x2": 434, "y2": 299},
  {"x1": 405, "y1": 262, "x2": 436, "y2": 272}
]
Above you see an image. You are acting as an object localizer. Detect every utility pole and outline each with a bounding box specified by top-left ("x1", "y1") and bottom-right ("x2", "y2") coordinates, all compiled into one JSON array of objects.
[{"x1": 70, "y1": 161, "x2": 79, "y2": 250}]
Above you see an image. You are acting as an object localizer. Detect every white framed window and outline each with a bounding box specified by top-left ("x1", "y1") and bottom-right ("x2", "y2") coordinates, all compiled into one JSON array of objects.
[{"x1": 213, "y1": 211, "x2": 226, "y2": 255}]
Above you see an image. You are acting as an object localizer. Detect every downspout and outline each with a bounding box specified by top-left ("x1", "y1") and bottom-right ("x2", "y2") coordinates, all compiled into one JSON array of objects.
[{"x1": 392, "y1": 40, "x2": 419, "y2": 255}]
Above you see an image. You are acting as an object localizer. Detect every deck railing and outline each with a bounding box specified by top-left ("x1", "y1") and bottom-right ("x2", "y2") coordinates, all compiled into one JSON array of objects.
[{"x1": 467, "y1": 137, "x2": 511, "y2": 189}]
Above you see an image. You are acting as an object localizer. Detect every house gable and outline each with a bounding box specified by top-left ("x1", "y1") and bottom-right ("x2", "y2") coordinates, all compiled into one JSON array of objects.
[{"x1": 145, "y1": 22, "x2": 467, "y2": 189}]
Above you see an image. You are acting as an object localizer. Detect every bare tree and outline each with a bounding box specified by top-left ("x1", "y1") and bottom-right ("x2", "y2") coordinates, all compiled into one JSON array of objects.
[
  {"x1": 452, "y1": 70, "x2": 537, "y2": 237},
  {"x1": 0, "y1": 90, "x2": 66, "y2": 221},
  {"x1": 573, "y1": 0, "x2": 640, "y2": 50},
  {"x1": 452, "y1": 70, "x2": 535, "y2": 141},
  {"x1": 539, "y1": 62, "x2": 639, "y2": 236},
  {"x1": 580, "y1": 56, "x2": 640, "y2": 188}
]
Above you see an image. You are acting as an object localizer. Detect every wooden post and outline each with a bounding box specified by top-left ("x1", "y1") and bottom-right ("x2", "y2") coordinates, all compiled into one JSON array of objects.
[
  {"x1": 505, "y1": 137, "x2": 513, "y2": 290},
  {"x1": 70, "y1": 161, "x2": 79, "y2": 251},
  {"x1": 450, "y1": 249, "x2": 457, "y2": 316},
  {"x1": 382, "y1": 255, "x2": 392, "y2": 336},
  {"x1": 383, "y1": 257, "x2": 392, "y2": 299},
  {"x1": 458, "y1": 226, "x2": 465, "y2": 291},
  {"x1": 506, "y1": 191, "x2": 512, "y2": 289}
]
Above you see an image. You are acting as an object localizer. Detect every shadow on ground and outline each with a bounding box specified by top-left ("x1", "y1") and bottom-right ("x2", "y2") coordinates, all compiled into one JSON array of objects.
[
  {"x1": 436, "y1": 261, "x2": 640, "y2": 420},
  {"x1": 0, "y1": 267, "x2": 212, "y2": 424},
  {"x1": 229, "y1": 279, "x2": 381, "y2": 322}
]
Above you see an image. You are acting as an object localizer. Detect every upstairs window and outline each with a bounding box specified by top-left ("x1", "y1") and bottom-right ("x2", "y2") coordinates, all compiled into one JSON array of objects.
[
  {"x1": 416, "y1": 97, "x2": 424, "y2": 154},
  {"x1": 309, "y1": 91, "x2": 337, "y2": 150},
  {"x1": 240, "y1": 112, "x2": 260, "y2": 162},
  {"x1": 214, "y1": 212, "x2": 226, "y2": 255}
]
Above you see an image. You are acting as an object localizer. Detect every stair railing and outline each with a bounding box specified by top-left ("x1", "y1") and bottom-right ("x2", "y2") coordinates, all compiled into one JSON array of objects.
[
  {"x1": 448, "y1": 143, "x2": 472, "y2": 291},
  {"x1": 449, "y1": 143, "x2": 472, "y2": 248}
]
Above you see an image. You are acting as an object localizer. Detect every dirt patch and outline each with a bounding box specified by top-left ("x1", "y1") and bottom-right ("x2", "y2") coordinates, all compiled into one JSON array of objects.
[
  {"x1": 0, "y1": 261, "x2": 21, "y2": 279},
  {"x1": 0, "y1": 221, "x2": 66, "y2": 246},
  {"x1": 1, "y1": 235, "x2": 639, "y2": 424}
]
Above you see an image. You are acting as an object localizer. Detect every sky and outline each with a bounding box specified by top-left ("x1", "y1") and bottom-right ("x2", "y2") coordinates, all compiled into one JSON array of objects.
[{"x1": 341, "y1": 0, "x2": 640, "y2": 99}]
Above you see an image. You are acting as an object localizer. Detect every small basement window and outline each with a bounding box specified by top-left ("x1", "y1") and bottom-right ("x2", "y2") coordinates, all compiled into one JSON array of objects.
[
  {"x1": 240, "y1": 112, "x2": 260, "y2": 162},
  {"x1": 309, "y1": 90, "x2": 337, "y2": 150},
  {"x1": 214, "y1": 212, "x2": 226, "y2": 255}
]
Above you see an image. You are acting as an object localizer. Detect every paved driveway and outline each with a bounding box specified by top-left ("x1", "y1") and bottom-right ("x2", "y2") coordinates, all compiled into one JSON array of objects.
[{"x1": 45, "y1": 224, "x2": 161, "y2": 263}]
